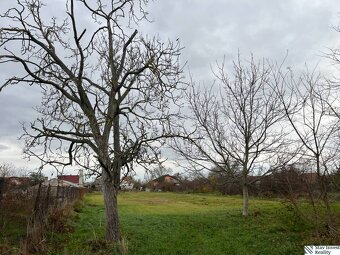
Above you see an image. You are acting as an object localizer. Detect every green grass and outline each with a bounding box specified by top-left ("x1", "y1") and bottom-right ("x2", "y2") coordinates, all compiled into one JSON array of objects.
[
  {"x1": 0, "y1": 200, "x2": 32, "y2": 254},
  {"x1": 45, "y1": 192, "x2": 314, "y2": 255}
]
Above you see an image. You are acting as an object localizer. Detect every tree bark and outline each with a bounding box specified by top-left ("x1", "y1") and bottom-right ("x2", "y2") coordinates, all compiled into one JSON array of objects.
[
  {"x1": 242, "y1": 183, "x2": 249, "y2": 217},
  {"x1": 102, "y1": 170, "x2": 121, "y2": 242}
]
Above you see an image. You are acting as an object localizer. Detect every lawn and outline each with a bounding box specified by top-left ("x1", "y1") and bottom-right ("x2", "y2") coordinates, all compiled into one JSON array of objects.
[{"x1": 45, "y1": 192, "x2": 313, "y2": 255}]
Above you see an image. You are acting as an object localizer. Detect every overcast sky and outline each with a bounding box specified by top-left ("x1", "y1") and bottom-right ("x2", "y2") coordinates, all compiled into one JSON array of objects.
[{"x1": 0, "y1": 0, "x2": 340, "y2": 177}]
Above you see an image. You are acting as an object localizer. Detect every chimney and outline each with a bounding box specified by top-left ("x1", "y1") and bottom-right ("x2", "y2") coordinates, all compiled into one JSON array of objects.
[{"x1": 79, "y1": 169, "x2": 84, "y2": 187}]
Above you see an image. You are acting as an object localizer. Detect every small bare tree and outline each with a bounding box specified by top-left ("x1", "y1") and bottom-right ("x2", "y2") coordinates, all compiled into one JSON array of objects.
[
  {"x1": 172, "y1": 56, "x2": 288, "y2": 216},
  {"x1": 279, "y1": 69, "x2": 340, "y2": 236},
  {"x1": 0, "y1": 163, "x2": 15, "y2": 178},
  {"x1": 0, "y1": 0, "x2": 183, "y2": 241},
  {"x1": 0, "y1": 162, "x2": 27, "y2": 177}
]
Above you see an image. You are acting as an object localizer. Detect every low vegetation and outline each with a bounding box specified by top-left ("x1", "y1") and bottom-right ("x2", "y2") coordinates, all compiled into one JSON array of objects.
[
  {"x1": 0, "y1": 195, "x2": 31, "y2": 254},
  {"x1": 0, "y1": 185, "x2": 86, "y2": 254},
  {"x1": 44, "y1": 192, "x2": 340, "y2": 255}
]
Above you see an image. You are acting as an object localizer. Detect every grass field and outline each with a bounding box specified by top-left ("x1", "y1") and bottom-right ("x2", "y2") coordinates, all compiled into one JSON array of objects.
[{"x1": 45, "y1": 192, "x2": 317, "y2": 255}]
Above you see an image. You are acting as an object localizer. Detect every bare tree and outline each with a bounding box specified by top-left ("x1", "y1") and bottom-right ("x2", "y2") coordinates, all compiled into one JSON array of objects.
[
  {"x1": 0, "y1": 0, "x2": 183, "y2": 241},
  {"x1": 279, "y1": 70, "x2": 340, "y2": 235},
  {"x1": 0, "y1": 162, "x2": 27, "y2": 177},
  {"x1": 0, "y1": 163, "x2": 15, "y2": 178},
  {"x1": 172, "y1": 56, "x2": 287, "y2": 216}
]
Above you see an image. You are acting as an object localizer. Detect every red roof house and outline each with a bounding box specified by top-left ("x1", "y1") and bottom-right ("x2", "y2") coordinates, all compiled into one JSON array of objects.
[
  {"x1": 146, "y1": 174, "x2": 180, "y2": 191},
  {"x1": 58, "y1": 175, "x2": 80, "y2": 185}
]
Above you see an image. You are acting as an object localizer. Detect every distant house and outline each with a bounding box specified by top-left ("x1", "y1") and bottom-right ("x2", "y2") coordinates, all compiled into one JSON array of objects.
[
  {"x1": 26, "y1": 177, "x2": 87, "y2": 198},
  {"x1": 0, "y1": 177, "x2": 33, "y2": 194},
  {"x1": 4, "y1": 177, "x2": 32, "y2": 187},
  {"x1": 58, "y1": 175, "x2": 80, "y2": 185},
  {"x1": 44, "y1": 178, "x2": 81, "y2": 187},
  {"x1": 90, "y1": 175, "x2": 137, "y2": 191},
  {"x1": 57, "y1": 170, "x2": 84, "y2": 187},
  {"x1": 146, "y1": 174, "x2": 180, "y2": 191},
  {"x1": 120, "y1": 176, "x2": 134, "y2": 191}
]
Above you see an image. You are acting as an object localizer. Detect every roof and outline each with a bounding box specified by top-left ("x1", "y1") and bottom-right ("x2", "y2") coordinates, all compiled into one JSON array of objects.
[
  {"x1": 152, "y1": 175, "x2": 179, "y2": 183},
  {"x1": 58, "y1": 175, "x2": 79, "y2": 184},
  {"x1": 43, "y1": 178, "x2": 80, "y2": 187},
  {"x1": 122, "y1": 176, "x2": 134, "y2": 183}
]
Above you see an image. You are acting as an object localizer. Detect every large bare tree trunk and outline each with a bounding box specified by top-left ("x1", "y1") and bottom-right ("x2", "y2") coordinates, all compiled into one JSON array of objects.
[
  {"x1": 102, "y1": 171, "x2": 121, "y2": 242},
  {"x1": 242, "y1": 183, "x2": 249, "y2": 217}
]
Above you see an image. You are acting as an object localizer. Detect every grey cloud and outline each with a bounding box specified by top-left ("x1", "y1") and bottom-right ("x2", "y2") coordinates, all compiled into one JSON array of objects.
[
  {"x1": 0, "y1": 144, "x2": 9, "y2": 151},
  {"x1": 142, "y1": 0, "x2": 340, "y2": 81},
  {"x1": 1, "y1": 0, "x2": 340, "y2": 169},
  {"x1": 0, "y1": 85, "x2": 41, "y2": 137}
]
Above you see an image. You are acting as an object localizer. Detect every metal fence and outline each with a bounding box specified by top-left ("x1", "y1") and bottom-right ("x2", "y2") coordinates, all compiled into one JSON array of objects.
[
  {"x1": 23, "y1": 183, "x2": 86, "y2": 254},
  {"x1": 0, "y1": 180, "x2": 86, "y2": 254}
]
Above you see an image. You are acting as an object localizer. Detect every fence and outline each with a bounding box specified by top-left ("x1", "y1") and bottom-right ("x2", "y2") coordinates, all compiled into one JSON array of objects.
[
  {"x1": 0, "y1": 177, "x2": 4, "y2": 196},
  {"x1": 24, "y1": 183, "x2": 86, "y2": 254},
  {"x1": 0, "y1": 180, "x2": 86, "y2": 254}
]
